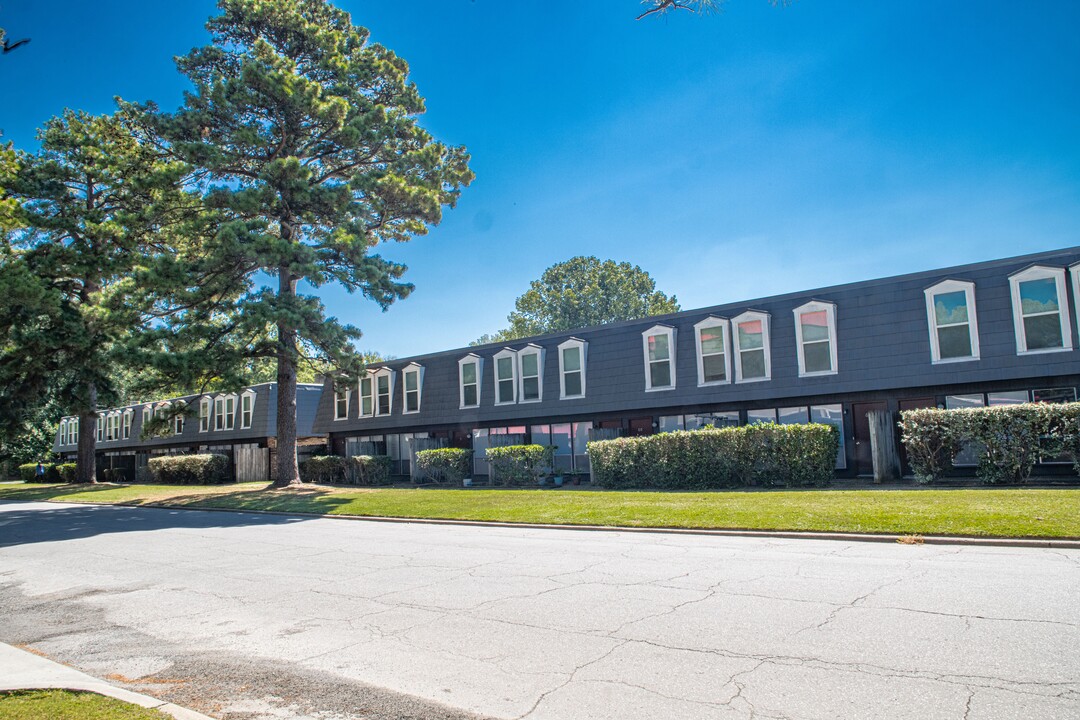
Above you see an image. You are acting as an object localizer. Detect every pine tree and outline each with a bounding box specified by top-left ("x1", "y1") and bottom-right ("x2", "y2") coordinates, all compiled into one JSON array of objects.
[{"x1": 134, "y1": 0, "x2": 472, "y2": 486}]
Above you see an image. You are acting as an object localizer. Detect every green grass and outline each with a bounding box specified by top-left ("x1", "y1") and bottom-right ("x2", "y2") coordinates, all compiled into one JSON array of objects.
[
  {"x1": 0, "y1": 690, "x2": 170, "y2": 719},
  {"x1": 3, "y1": 481, "x2": 1080, "y2": 538}
]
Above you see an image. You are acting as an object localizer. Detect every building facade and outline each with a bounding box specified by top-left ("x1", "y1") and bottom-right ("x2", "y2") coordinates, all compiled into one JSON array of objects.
[
  {"x1": 53, "y1": 383, "x2": 325, "y2": 482},
  {"x1": 313, "y1": 247, "x2": 1080, "y2": 480}
]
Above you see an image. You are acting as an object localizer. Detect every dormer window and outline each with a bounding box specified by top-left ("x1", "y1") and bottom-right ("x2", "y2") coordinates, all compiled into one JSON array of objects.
[
  {"x1": 494, "y1": 348, "x2": 518, "y2": 404},
  {"x1": 924, "y1": 280, "x2": 979, "y2": 363},
  {"x1": 557, "y1": 338, "x2": 587, "y2": 399},
  {"x1": 359, "y1": 374, "x2": 374, "y2": 417},
  {"x1": 240, "y1": 390, "x2": 255, "y2": 429},
  {"x1": 374, "y1": 368, "x2": 394, "y2": 416},
  {"x1": 334, "y1": 383, "x2": 350, "y2": 421},
  {"x1": 97, "y1": 414, "x2": 104, "y2": 442},
  {"x1": 458, "y1": 354, "x2": 483, "y2": 408},
  {"x1": 732, "y1": 311, "x2": 771, "y2": 383},
  {"x1": 402, "y1": 363, "x2": 424, "y2": 414},
  {"x1": 642, "y1": 325, "x2": 676, "y2": 391},
  {"x1": 693, "y1": 317, "x2": 729, "y2": 386},
  {"x1": 214, "y1": 397, "x2": 225, "y2": 430},
  {"x1": 122, "y1": 410, "x2": 133, "y2": 440},
  {"x1": 200, "y1": 398, "x2": 211, "y2": 432},
  {"x1": 173, "y1": 401, "x2": 185, "y2": 435},
  {"x1": 793, "y1": 301, "x2": 838, "y2": 376},
  {"x1": 517, "y1": 345, "x2": 544, "y2": 403},
  {"x1": 1009, "y1": 266, "x2": 1072, "y2": 354}
]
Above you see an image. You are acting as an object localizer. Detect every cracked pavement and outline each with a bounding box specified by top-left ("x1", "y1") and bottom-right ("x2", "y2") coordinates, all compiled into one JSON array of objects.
[{"x1": 0, "y1": 501, "x2": 1078, "y2": 720}]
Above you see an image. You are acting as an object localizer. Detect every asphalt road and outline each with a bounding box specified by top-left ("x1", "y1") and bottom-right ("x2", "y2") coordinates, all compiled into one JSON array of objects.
[{"x1": 0, "y1": 500, "x2": 1078, "y2": 720}]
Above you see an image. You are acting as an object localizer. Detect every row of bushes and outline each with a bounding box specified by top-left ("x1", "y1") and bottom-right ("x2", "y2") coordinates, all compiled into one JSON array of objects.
[
  {"x1": 415, "y1": 448, "x2": 472, "y2": 485},
  {"x1": 299, "y1": 455, "x2": 393, "y2": 485},
  {"x1": 899, "y1": 402, "x2": 1080, "y2": 484},
  {"x1": 147, "y1": 454, "x2": 231, "y2": 484},
  {"x1": 18, "y1": 462, "x2": 68, "y2": 482},
  {"x1": 587, "y1": 423, "x2": 839, "y2": 490}
]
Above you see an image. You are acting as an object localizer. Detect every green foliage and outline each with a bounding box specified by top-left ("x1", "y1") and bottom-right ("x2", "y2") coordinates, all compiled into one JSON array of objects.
[
  {"x1": 477, "y1": 256, "x2": 680, "y2": 343},
  {"x1": 900, "y1": 403, "x2": 1080, "y2": 485},
  {"x1": 485, "y1": 445, "x2": 555, "y2": 486},
  {"x1": 351, "y1": 454, "x2": 392, "y2": 485},
  {"x1": 587, "y1": 424, "x2": 838, "y2": 490},
  {"x1": 300, "y1": 455, "x2": 349, "y2": 484},
  {"x1": 415, "y1": 448, "x2": 471, "y2": 485},
  {"x1": 131, "y1": 0, "x2": 473, "y2": 485},
  {"x1": 19, "y1": 462, "x2": 61, "y2": 483},
  {"x1": 146, "y1": 454, "x2": 231, "y2": 484},
  {"x1": 56, "y1": 463, "x2": 78, "y2": 482}
]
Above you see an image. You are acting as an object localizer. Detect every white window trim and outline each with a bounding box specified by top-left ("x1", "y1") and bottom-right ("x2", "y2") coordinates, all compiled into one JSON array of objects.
[
  {"x1": 240, "y1": 390, "x2": 255, "y2": 430},
  {"x1": 1069, "y1": 262, "x2": 1080, "y2": 346},
  {"x1": 97, "y1": 414, "x2": 104, "y2": 442},
  {"x1": 642, "y1": 324, "x2": 677, "y2": 392},
  {"x1": 793, "y1": 300, "x2": 839, "y2": 377},
  {"x1": 1009, "y1": 265, "x2": 1073, "y2": 355},
  {"x1": 222, "y1": 394, "x2": 237, "y2": 431},
  {"x1": 373, "y1": 367, "x2": 395, "y2": 416},
  {"x1": 401, "y1": 362, "x2": 424, "y2": 415},
  {"x1": 458, "y1": 354, "x2": 483, "y2": 409},
  {"x1": 199, "y1": 398, "x2": 211, "y2": 433},
  {"x1": 557, "y1": 338, "x2": 587, "y2": 400},
  {"x1": 359, "y1": 373, "x2": 375, "y2": 417},
  {"x1": 517, "y1": 344, "x2": 544, "y2": 403},
  {"x1": 122, "y1": 410, "x2": 133, "y2": 440},
  {"x1": 333, "y1": 382, "x2": 350, "y2": 421},
  {"x1": 214, "y1": 396, "x2": 225, "y2": 431},
  {"x1": 732, "y1": 310, "x2": 772, "y2": 384},
  {"x1": 493, "y1": 348, "x2": 519, "y2": 405},
  {"x1": 693, "y1": 317, "x2": 731, "y2": 387},
  {"x1": 173, "y1": 401, "x2": 185, "y2": 436},
  {"x1": 923, "y1": 279, "x2": 980, "y2": 364}
]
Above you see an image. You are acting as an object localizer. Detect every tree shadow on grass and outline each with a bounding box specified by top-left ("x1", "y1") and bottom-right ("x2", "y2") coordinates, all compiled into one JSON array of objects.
[{"x1": 0, "y1": 486, "x2": 358, "y2": 548}]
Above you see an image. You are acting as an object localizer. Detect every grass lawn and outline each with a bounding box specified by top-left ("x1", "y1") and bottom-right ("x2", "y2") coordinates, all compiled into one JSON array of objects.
[
  {"x1": 0, "y1": 689, "x2": 169, "y2": 719},
  {"x1": 1, "y1": 481, "x2": 1079, "y2": 538}
]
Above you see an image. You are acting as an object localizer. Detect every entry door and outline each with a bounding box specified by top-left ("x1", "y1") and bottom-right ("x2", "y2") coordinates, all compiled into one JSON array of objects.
[
  {"x1": 628, "y1": 417, "x2": 653, "y2": 436},
  {"x1": 852, "y1": 402, "x2": 888, "y2": 476},
  {"x1": 897, "y1": 397, "x2": 935, "y2": 476}
]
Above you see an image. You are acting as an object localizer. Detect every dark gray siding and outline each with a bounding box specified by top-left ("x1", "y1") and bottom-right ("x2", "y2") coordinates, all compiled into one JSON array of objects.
[
  {"x1": 53, "y1": 383, "x2": 324, "y2": 454},
  {"x1": 313, "y1": 246, "x2": 1080, "y2": 435}
]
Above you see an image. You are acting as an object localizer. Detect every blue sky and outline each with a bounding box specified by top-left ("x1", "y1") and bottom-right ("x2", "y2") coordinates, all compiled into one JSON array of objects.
[{"x1": 3, "y1": 1, "x2": 1079, "y2": 358}]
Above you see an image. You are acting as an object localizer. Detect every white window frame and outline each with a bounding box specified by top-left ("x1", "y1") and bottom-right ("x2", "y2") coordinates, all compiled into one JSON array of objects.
[
  {"x1": 59, "y1": 419, "x2": 67, "y2": 446},
  {"x1": 517, "y1": 344, "x2": 544, "y2": 403},
  {"x1": 240, "y1": 390, "x2": 255, "y2": 429},
  {"x1": 71, "y1": 419, "x2": 78, "y2": 445},
  {"x1": 493, "y1": 348, "x2": 518, "y2": 405},
  {"x1": 142, "y1": 406, "x2": 151, "y2": 432},
  {"x1": 458, "y1": 354, "x2": 483, "y2": 409},
  {"x1": 222, "y1": 394, "x2": 236, "y2": 431},
  {"x1": 1009, "y1": 265, "x2": 1072, "y2": 355},
  {"x1": 334, "y1": 383, "x2": 350, "y2": 421},
  {"x1": 173, "y1": 401, "x2": 185, "y2": 435},
  {"x1": 199, "y1": 398, "x2": 211, "y2": 433},
  {"x1": 557, "y1": 338, "x2": 587, "y2": 400},
  {"x1": 1068, "y1": 262, "x2": 1080, "y2": 349},
  {"x1": 359, "y1": 373, "x2": 375, "y2": 417},
  {"x1": 373, "y1": 367, "x2": 395, "y2": 416},
  {"x1": 401, "y1": 363, "x2": 424, "y2": 415},
  {"x1": 122, "y1": 409, "x2": 133, "y2": 440},
  {"x1": 642, "y1": 324, "x2": 676, "y2": 392},
  {"x1": 97, "y1": 414, "x2": 104, "y2": 442},
  {"x1": 214, "y1": 396, "x2": 225, "y2": 431},
  {"x1": 924, "y1": 279, "x2": 980, "y2": 364},
  {"x1": 693, "y1": 316, "x2": 730, "y2": 387},
  {"x1": 793, "y1": 300, "x2": 839, "y2": 377},
  {"x1": 732, "y1": 310, "x2": 772, "y2": 384}
]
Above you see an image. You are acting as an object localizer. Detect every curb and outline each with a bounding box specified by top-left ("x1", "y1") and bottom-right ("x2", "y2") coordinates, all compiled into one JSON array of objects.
[
  {"x1": 0, "y1": 643, "x2": 215, "y2": 720},
  {"x1": 16, "y1": 497, "x2": 1080, "y2": 549}
]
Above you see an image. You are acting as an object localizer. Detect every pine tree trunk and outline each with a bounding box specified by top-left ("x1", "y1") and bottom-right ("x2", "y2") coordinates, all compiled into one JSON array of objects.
[
  {"x1": 76, "y1": 382, "x2": 97, "y2": 484},
  {"x1": 274, "y1": 265, "x2": 301, "y2": 487}
]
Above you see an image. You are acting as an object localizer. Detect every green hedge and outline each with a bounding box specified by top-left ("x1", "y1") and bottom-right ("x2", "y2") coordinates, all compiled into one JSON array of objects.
[
  {"x1": 587, "y1": 424, "x2": 839, "y2": 490},
  {"x1": 57, "y1": 463, "x2": 78, "y2": 482},
  {"x1": 19, "y1": 463, "x2": 61, "y2": 483},
  {"x1": 415, "y1": 448, "x2": 471, "y2": 485},
  {"x1": 900, "y1": 403, "x2": 1080, "y2": 484},
  {"x1": 146, "y1": 454, "x2": 231, "y2": 485},
  {"x1": 300, "y1": 455, "x2": 349, "y2": 484},
  {"x1": 486, "y1": 445, "x2": 555, "y2": 486},
  {"x1": 351, "y1": 455, "x2": 392, "y2": 486}
]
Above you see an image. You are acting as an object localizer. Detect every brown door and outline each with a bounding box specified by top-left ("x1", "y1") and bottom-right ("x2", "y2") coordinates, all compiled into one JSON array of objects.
[
  {"x1": 852, "y1": 402, "x2": 888, "y2": 476},
  {"x1": 897, "y1": 397, "x2": 935, "y2": 475},
  {"x1": 629, "y1": 417, "x2": 653, "y2": 436}
]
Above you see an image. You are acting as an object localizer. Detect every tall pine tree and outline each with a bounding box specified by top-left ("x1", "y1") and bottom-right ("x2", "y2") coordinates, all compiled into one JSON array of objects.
[{"x1": 136, "y1": 0, "x2": 472, "y2": 486}]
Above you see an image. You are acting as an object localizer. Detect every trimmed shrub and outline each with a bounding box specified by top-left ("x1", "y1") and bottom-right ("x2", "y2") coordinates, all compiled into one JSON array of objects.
[
  {"x1": 898, "y1": 409, "x2": 962, "y2": 484},
  {"x1": 415, "y1": 448, "x2": 471, "y2": 485},
  {"x1": 351, "y1": 455, "x2": 392, "y2": 485},
  {"x1": 57, "y1": 463, "x2": 78, "y2": 483},
  {"x1": 587, "y1": 423, "x2": 838, "y2": 490},
  {"x1": 147, "y1": 454, "x2": 230, "y2": 485},
  {"x1": 19, "y1": 463, "x2": 60, "y2": 483},
  {"x1": 486, "y1": 445, "x2": 555, "y2": 486},
  {"x1": 300, "y1": 455, "x2": 349, "y2": 484}
]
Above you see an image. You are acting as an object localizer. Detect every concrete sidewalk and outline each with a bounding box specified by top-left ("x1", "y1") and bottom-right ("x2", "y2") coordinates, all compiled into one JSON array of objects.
[{"x1": 0, "y1": 642, "x2": 214, "y2": 720}]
